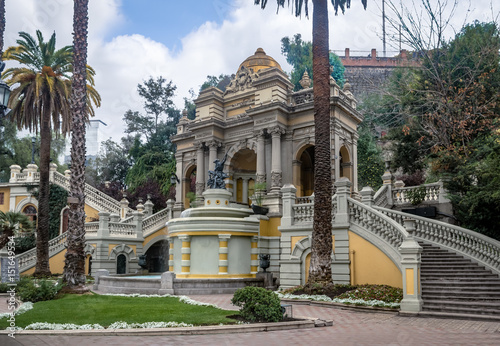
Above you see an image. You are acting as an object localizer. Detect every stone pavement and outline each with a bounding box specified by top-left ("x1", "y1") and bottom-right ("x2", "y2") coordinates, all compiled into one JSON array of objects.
[{"x1": 1, "y1": 294, "x2": 500, "y2": 346}]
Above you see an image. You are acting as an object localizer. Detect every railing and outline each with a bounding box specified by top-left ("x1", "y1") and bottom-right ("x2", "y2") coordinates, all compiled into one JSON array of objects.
[
  {"x1": 51, "y1": 171, "x2": 131, "y2": 215},
  {"x1": 296, "y1": 195, "x2": 314, "y2": 204},
  {"x1": 85, "y1": 222, "x2": 99, "y2": 237},
  {"x1": 292, "y1": 89, "x2": 313, "y2": 105},
  {"x1": 142, "y1": 208, "x2": 170, "y2": 236},
  {"x1": 348, "y1": 197, "x2": 408, "y2": 249},
  {"x1": 109, "y1": 222, "x2": 137, "y2": 238},
  {"x1": 373, "y1": 184, "x2": 390, "y2": 208},
  {"x1": 14, "y1": 173, "x2": 28, "y2": 182},
  {"x1": 375, "y1": 207, "x2": 500, "y2": 274},
  {"x1": 292, "y1": 195, "x2": 337, "y2": 225},
  {"x1": 17, "y1": 233, "x2": 67, "y2": 272},
  {"x1": 392, "y1": 183, "x2": 440, "y2": 205}
]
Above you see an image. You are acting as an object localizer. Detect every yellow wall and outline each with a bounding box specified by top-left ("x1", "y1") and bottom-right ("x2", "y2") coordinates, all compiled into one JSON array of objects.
[
  {"x1": 143, "y1": 227, "x2": 168, "y2": 247},
  {"x1": 348, "y1": 232, "x2": 402, "y2": 288},
  {"x1": 0, "y1": 187, "x2": 10, "y2": 212},
  {"x1": 259, "y1": 217, "x2": 281, "y2": 237},
  {"x1": 15, "y1": 195, "x2": 29, "y2": 207},
  {"x1": 84, "y1": 205, "x2": 99, "y2": 222},
  {"x1": 21, "y1": 249, "x2": 67, "y2": 276}
]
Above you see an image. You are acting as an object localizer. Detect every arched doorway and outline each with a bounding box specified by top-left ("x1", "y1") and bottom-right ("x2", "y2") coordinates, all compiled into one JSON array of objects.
[
  {"x1": 339, "y1": 146, "x2": 352, "y2": 181},
  {"x1": 116, "y1": 254, "x2": 127, "y2": 274},
  {"x1": 184, "y1": 166, "x2": 196, "y2": 209},
  {"x1": 230, "y1": 149, "x2": 256, "y2": 204},
  {"x1": 22, "y1": 205, "x2": 37, "y2": 225},
  {"x1": 294, "y1": 145, "x2": 315, "y2": 197},
  {"x1": 145, "y1": 240, "x2": 169, "y2": 273}
]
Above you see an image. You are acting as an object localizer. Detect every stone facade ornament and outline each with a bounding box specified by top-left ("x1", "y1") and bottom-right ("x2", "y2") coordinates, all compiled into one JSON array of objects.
[
  {"x1": 224, "y1": 66, "x2": 259, "y2": 95},
  {"x1": 271, "y1": 171, "x2": 282, "y2": 188},
  {"x1": 299, "y1": 70, "x2": 311, "y2": 89}
]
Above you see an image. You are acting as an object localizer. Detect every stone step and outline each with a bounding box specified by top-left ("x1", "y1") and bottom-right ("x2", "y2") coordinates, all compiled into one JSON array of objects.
[
  {"x1": 421, "y1": 264, "x2": 484, "y2": 270},
  {"x1": 421, "y1": 268, "x2": 494, "y2": 273},
  {"x1": 422, "y1": 286, "x2": 500, "y2": 293},
  {"x1": 422, "y1": 294, "x2": 500, "y2": 301},
  {"x1": 421, "y1": 280, "x2": 500, "y2": 287},
  {"x1": 423, "y1": 300, "x2": 500, "y2": 315},
  {"x1": 421, "y1": 259, "x2": 472, "y2": 263},
  {"x1": 420, "y1": 272, "x2": 499, "y2": 278}
]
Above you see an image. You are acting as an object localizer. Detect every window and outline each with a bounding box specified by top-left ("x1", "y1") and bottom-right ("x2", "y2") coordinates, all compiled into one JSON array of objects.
[{"x1": 0, "y1": 192, "x2": 4, "y2": 205}]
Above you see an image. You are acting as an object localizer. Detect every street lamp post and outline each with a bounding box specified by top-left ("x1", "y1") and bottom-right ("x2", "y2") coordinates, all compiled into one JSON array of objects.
[
  {"x1": 31, "y1": 136, "x2": 36, "y2": 164},
  {"x1": 0, "y1": 61, "x2": 11, "y2": 117}
]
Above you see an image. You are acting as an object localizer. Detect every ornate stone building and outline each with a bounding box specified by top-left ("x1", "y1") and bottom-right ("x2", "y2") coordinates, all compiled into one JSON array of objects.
[{"x1": 172, "y1": 48, "x2": 362, "y2": 217}]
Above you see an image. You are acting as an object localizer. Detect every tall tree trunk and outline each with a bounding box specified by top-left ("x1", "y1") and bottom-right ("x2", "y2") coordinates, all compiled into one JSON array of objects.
[
  {"x1": 63, "y1": 0, "x2": 89, "y2": 292},
  {"x1": 34, "y1": 112, "x2": 52, "y2": 277},
  {"x1": 308, "y1": 0, "x2": 333, "y2": 284},
  {"x1": 0, "y1": 0, "x2": 5, "y2": 56}
]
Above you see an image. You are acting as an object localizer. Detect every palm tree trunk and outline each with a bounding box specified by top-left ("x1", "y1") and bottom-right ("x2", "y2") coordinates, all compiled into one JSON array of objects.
[
  {"x1": 34, "y1": 111, "x2": 52, "y2": 277},
  {"x1": 63, "y1": 0, "x2": 89, "y2": 292},
  {"x1": 308, "y1": 0, "x2": 333, "y2": 284},
  {"x1": 0, "y1": 0, "x2": 5, "y2": 56}
]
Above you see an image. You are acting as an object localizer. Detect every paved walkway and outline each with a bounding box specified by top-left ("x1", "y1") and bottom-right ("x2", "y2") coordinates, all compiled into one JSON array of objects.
[{"x1": 1, "y1": 294, "x2": 500, "y2": 345}]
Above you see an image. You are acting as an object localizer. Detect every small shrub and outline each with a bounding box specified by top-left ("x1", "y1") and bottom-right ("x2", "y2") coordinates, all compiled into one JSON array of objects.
[
  {"x1": 0, "y1": 281, "x2": 9, "y2": 293},
  {"x1": 16, "y1": 277, "x2": 63, "y2": 303},
  {"x1": 231, "y1": 286, "x2": 283, "y2": 322},
  {"x1": 406, "y1": 186, "x2": 427, "y2": 205}
]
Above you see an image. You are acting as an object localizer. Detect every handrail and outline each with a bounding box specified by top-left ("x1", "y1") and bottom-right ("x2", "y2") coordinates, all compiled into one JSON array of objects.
[
  {"x1": 392, "y1": 182, "x2": 441, "y2": 205},
  {"x1": 348, "y1": 197, "x2": 408, "y2": 249},
  {"x1": 292, "y1": 195, "x2": 337, "y2": 225},
  {"x1": 375, "y1": 206, "x2": 500, "y2": 275},
  {"x1": 17, "y1": 233, "x2": 67, "y2": 272},
  {"x1": 373, "y1": 184, "x2": 389, "y2": 207},
  {"x1": 143, "y1": 208, "x2": 170, "y2": 237},
  {"x1": 51, "y1": 171, "x2": 132, "y2": 215}
]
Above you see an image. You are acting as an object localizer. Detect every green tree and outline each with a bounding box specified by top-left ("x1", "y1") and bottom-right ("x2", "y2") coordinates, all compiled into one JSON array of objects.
[
  {"x1": 256, "y1": 0, "x2": 367, "y2": 285},
  {"x1": 137, "y1": 76, "x2": 176, "y2": 133},
  {"x1": 357, "y1": 127, "x2": 385, "y2": 190},
  {"x1": 281, "y1": 33, "x2": 345, "y2": 90},
  {"x1": 200, "y1": 74, "x2": 232, "y2": 92},
  {"x1": 3, "y1": 30, "x2": 98, "y2": 277},
  {"x1": 0, "y1": 210, "x2": 34, "y2": 250}
]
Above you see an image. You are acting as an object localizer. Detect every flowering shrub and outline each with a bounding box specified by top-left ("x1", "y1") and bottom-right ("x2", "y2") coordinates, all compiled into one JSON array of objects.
[
  {"x1": 0, "y1": 302, "x2": 33, "y2": 319},
  {"x1": 276, "y1": 292, "x2": 400, "y2": 308}
]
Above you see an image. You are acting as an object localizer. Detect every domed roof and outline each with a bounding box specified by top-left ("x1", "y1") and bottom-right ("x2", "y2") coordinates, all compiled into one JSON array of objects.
[{"x1": 238, "y1": 48, "x2": 282, "y2": 73}]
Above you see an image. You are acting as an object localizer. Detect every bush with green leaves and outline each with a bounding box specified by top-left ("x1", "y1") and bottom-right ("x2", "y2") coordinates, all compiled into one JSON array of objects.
[
  {"x1": 16, "y1": 277, "x2": 63, "y2": 303},
  {"x1": 231, "y1": 286, "x2": 283, "y2": 322}
]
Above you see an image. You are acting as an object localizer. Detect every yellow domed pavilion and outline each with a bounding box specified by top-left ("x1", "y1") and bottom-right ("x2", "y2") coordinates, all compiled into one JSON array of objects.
[{"x1": 238, "y1": 48, "x2": 282, "y2": 73}]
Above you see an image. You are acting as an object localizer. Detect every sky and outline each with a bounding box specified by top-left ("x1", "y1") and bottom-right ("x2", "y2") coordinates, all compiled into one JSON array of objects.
[{"x1": 3, "y1": 0, "x2": 499, "y2": 144}]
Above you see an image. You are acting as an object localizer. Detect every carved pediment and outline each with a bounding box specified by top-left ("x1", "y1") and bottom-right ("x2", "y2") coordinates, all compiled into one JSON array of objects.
[{"x1": 224, "y1": 66, "x2": 259, "y2": 95}]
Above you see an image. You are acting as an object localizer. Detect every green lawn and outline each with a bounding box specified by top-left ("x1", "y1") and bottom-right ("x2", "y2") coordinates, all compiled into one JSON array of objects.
[{"x1": 0, "y1": 294, "x2": 237, "y2": 329}]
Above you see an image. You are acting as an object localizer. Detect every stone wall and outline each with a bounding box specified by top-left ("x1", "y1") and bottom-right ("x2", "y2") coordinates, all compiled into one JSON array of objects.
[{"x1": 344, "y1": 66, "x2": 395, "y2": 98}]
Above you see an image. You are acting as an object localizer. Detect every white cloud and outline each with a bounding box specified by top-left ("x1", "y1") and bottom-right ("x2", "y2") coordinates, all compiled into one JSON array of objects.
[{"x1": 4, "y1": 0, "x2": 499, "y2": 143}]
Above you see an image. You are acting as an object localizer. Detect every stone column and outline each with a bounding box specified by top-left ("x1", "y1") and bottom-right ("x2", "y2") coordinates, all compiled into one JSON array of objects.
[
  {"x1": 49, "y1": 163, "x2": 57, "y2": 182},
  {"x1": 280, "y1": 184, "x2": 297, "y2": 227},
  {"x1": 25, "y1": 163, "x2": 38, "y2": 182},
  {"x1": 195, "y1": 142, "x2": 205, "y2": 196},
  {"x1": 166, "y1": 199, "x2": 175, "y2": 220},
  {"x1": 334, "y1": 125, "x2": 341, "y2": 181},
  {"x1": 292, "y1": 160, "x2": 302, "y2": 196},
  {"x1": 332, "y1": 178, "x2": 352, "y2": 284},
  {"x1": 218, "y1": 234, "x2": 230, "y2": 275},
  {"x1": 178, "y1": 235, "x2": 191, "y2": 275},
  {"x1": 97, "y1": 212, "x2": 110, "y2": 238},
  {"x1": 270, "y1": 126, "x2": 284, "y2": 191},
  {"x1": 133, "y1": 211, "x2": 144, "y2": 240},
  {"x1": 400, "y1": 219, "x2": 423, "y2": 313},
  {"x1": 352, "y1": 132, "x2": 359, "y2": 193},
  {"x1": 120, "y1": 195, "x2": 129, "y2": 220},
  {"x1": 207, "y1": 140, "x2": 220, "y2": 172},
  {"x1": 168, "y1": 237, "x2": 174, "y2": 272},
  {"x1": 174, "y1": 153, "x2": 183, "y2": 211},
  {"x1": 256, "y1": 130, "x2": 266, "y2": 184},
  {"x1": 360, "y1": 186, "x2": 375, "y2": 207},
  {"x1": 9, "y1": 165, "x2": 21, "y2": 183},
  {"x1": 251, "y1": 236, "x2": 259, "y2": 274},
  {"x1": 242, "y1": 178, "x2": 249, "y2": 204}
]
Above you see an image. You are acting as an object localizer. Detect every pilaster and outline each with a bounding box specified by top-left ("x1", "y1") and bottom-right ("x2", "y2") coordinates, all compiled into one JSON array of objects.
[
  {"x1": 399, "y1": 219, "x2": 423, "y2": 313},
  {"x1": 179, "y1": 235, "x2": 191, "y2": 275},
  {"x1": 218, "y1": 234, "x2": 230, "y2": 274}
]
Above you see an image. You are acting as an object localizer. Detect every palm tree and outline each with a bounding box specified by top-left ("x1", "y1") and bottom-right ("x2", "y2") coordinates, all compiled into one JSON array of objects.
[
  {"x1": 0, "y1": 210, "x2": 34, "y2": 249},
  {"x1": 63, "y1": 0, "x2": 91, "y2": 292},
  {"x1": 0, "y1": 0, "x2": 5, "y2": 57},
  {"x1": 255, "y1": 0, "x2": 367, "y2": 284},
  {"x1": 2, "y1": 30, "x2": 100, "y2": 277}
]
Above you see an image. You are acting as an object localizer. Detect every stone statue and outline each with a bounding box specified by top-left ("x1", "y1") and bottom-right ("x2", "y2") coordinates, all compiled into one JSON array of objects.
[{"x1": 207, "y1": 152, "x2": 228, "y2": 189}]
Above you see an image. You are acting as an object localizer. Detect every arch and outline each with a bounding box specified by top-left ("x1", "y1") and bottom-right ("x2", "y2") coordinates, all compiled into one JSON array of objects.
[
  {"x1": 229, "y1": 148, "x2": 257, "y2": 203},
  {"x1": 116, "y1": 254, "x2": 127, "y2": 274},
  {"x1": 59, "y1": 206, "x2": 69, "y2": 235},
  {"x1": 144, "y1": 239, "x2": 169, "y2": 273},
  {"x1": 22, "y1": 204, "x2": 38, "y2": 225},
  {"x1": 293, "y1": 143, "x2": 315, "y2": 197},
  {"x1": 109, "y1": 243, "x2": 136, "y2": 260},
  {"x1": 143, "y1": 234, "x2": 170, "y2": 253},
  {"x1": 183, "y1": 165, "x2": 197, "y2": 209},
  {"x1": 290, "y1": 236, "x2": 312, "y2": 285},
  {"x1": 339, "y1": 145, "x2": 352, "y2": 181},
  {"x1": 15, "y1": 197, "x2": 38, "y2": 213}
]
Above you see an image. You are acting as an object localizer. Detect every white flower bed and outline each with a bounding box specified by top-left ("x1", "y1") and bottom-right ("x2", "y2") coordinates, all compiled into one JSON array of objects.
[
  {"x1": 103, "y1": 293, "x2": 221, "y2": 309},
  {"x1": 277, "y1": 292, "x2": 400, "y2": 308},
  {"x1": 0, "y1": 302, "x2": 34, "y2": 319}
]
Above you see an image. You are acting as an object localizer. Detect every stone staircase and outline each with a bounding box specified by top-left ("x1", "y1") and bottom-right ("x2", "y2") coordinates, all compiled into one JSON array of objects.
[{"x1": 420, "y1": 242, "x2": 500, "y2": 317}]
